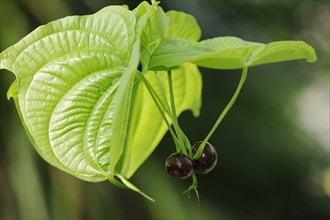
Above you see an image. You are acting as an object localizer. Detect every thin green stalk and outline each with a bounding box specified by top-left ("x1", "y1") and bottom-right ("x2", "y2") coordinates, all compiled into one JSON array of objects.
[
  {"x1": 137, "y1": 72, "x2": 181, "y2": 150},
  {"x1": 167, "y1": 71, "x2": 192, "y2": 156},
  {"x1": 138, "y1": 73, "x2": 172, "y2": 118},
  {"x1": 154, "y1": 72, "x2": 172, "y2": 116},
  {"x1": 167, "y1": 71, "x2": 177, "y2": 119},
  {"x1": 154, "y1": 72, "x2": 187, "y2": 155},
  {"x1": 193, "y1": 67, "x2": 249, "y2": 160}
]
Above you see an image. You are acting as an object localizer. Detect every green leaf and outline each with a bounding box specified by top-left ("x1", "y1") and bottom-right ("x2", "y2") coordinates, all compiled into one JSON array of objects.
[
  {"x1": 1, "y1": 5, "x2": 137, "y2": 181},
  {"x1": 134, "y1": 1, "x2": 169, "y2": 71},
  {"x1": 109, "y1": 41, "x2": 140, "y2": 175},
  {"x1": 148, "y1": 37, "x2": 260, "y2": 70},
  {"x1": 148, "y1": 37, "x2": 316, "y2": 70},
  {"x1": 165, "y1": 10, "x2": 201, "y2": 41},
  {"x1": 248, "y1": 40, "x2": 317, "y2": 66}
]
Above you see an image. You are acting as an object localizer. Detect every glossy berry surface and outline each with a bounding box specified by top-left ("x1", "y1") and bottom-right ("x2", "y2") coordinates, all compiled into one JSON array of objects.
[
  {"x1": 192, "y1": 141, "x2": 218, "y2": 174},
  {"x1": 165, "y1": 153, "x2": 193, "y2": 179}
]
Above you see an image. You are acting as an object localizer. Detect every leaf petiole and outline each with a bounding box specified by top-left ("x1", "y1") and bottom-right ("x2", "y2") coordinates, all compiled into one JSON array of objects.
[
  {"x1": 154, "y1": 71, "x2": 188, "y2": 155},
  {"x1": 167, "y1": 70, "x2": 192, "y2": 156},
  {"x1": 193, "y1": 66, "x2": 249, "y2": 160},
  {"x1": 137, "y1": 71, "x2": 182, "y2": 151}
]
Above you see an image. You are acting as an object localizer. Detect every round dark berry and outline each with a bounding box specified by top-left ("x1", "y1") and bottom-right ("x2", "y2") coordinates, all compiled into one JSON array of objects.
[
  {"x1": 192, "y1": 141, "x2": 218, "y2": 174},
  {"x1": 165, "y1": 153, "x2": 193, "y2": 179}
]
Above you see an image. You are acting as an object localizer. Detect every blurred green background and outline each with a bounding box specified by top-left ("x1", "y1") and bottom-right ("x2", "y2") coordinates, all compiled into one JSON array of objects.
[{"x1": 0, "y1": 0, "x2": 329, "y2": 219}]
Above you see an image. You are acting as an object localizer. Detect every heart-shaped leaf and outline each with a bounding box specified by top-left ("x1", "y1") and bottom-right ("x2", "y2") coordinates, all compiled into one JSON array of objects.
[{"x1": 1, "y1": 5, "x2": 138, "y2": 181}]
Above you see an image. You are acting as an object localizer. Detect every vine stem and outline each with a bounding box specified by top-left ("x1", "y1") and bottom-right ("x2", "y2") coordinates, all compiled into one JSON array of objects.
[
  {"x1": 136, "y1": 72, "x2": 181, "y2": 150},
  {"x1": 167, "y1": 71, "x2": 192, "y2": 156},
  {"x1": 193, "y1": 66, "x2": 249, "y2": 160},
  {"x1": 156, "y1": 72, "x2": 184, "y2": 151},
  {"x1": 155, "y1": 71, "x2": 188, "y2": 155}
]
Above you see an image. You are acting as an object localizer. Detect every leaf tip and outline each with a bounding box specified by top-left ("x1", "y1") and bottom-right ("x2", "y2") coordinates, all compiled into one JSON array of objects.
[
  {"x1": 6, "y1": 81, "x2": 17, "y2": 100},
  {"x1": 307, "y1": 48, "x2": 317, "y2": 63},
  {"x1": 112, "y1": 174, "x2": 156, "y2": 202},
  {"x1": 298, "y1": 41, "x2": 318, "y2": 64}
]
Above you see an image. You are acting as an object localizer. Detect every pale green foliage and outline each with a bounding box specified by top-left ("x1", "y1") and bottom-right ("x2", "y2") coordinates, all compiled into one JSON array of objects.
[
  {"x1": 0, "y1": 1, "x2": 316, "y2": 200},
  {"x1": 148, "y1": 37, "x2": 316, "y2": 70}
]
